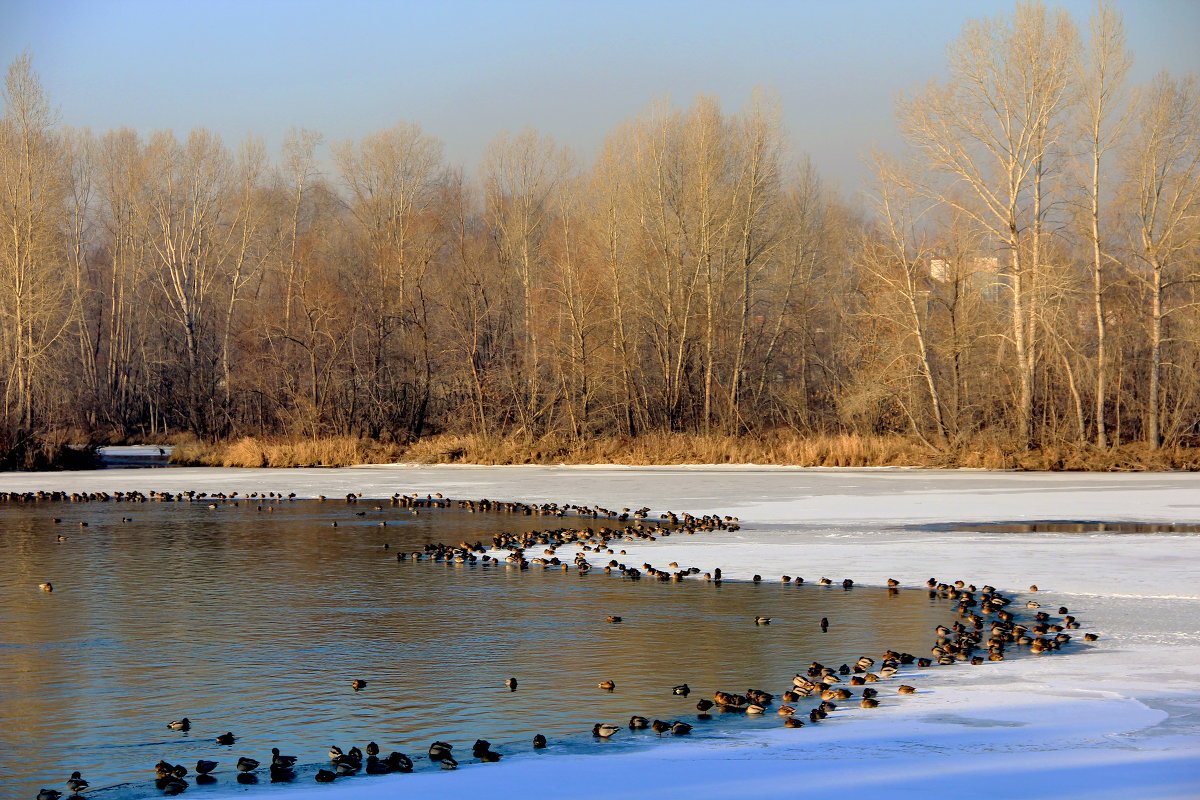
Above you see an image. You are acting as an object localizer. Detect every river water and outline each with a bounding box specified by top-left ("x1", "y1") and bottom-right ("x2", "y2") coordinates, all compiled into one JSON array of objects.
[{"x1": 1, "y1": 498, "x2": 959, "y2": 798}]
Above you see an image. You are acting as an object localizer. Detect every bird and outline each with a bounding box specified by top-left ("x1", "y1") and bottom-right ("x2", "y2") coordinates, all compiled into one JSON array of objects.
[
  {"x1": 195, "y1": 760, "x2": 218, "y2": 775},
  {"x1": 216, "y1": 732, "x2": 237, "y2": 745},
  {"x1": 784, "y1": 717, "x2": 805, "y2": 728},
  {"x1": 755, "y1": 616, "x2": 771, "y2": 625},
  {"x1": 387, "y1": 752, "x2": 414, "y2": 773},
  {"x1": 364, "y1": 756, "x2": 391, "y2": 775},
  {"x1": 365, "y1": 741, "x2": 380, "y2": 756},
  {"x1": 533, "y1": 734, "x2": 548, "y2": 749},
  {"x1": 820, "y1": 617, "x2": 829, "y2": 631},
  {"x1": 167, "y1": 718, "x2": 190, "y2": 731},
  {"x1": 696, "y1": 699, "x2": 715, "y2": 713},
  {"x1": 598, "y1": 679, "x2": 616, "y2": 691},
  {"x1": 428, "y1": 741, "x2": 454, "y2": 761},
  {"x1": 328, "y1": 746, "x2": 345, "y2": 761},
  {"x1": 351, "y1": 679, "x2": 367, "y2": 690},
  {"x1": 650, "y1": 719, "x2": 671, "y2": 735},
  {"x1": 606, "y1": 615, "x2": 622, "y2": 623},
  {"x1": 39, "y1": 582, "x2": 53, "y2": 592},
  {"x1": 629, "y1": 715, "x2": 650, "y2": 729},
  {"x1": 315, "y1": 769, "x2": 336, "y2": 783},
  {"x1": 65, "y1": 773, "x2": 89, "y2": 792},
  {"x1": 671, "y1": 721, "x2": 692, "y2": 735},
  {"x1": 672, "y1": 683, "x2": 690, "y2": 696},
  {"x1": 506, "y1": 677, "x2": 518, "y2": 691},
  {"x1": 37, "y1": 790, "x2": 62, "y2": 800},
  {"x1": 271, "y1": 748, "x2": 297, "y2": 768},
  {"x1": 898, "y1": 685, "x2": 916, "y2": 694},
  {"x1": 236, "y1": 757, "x2": 260, "y2": 772},
  {"x1": 592, "y1": 723, "x2": 620, "y2": 738}
]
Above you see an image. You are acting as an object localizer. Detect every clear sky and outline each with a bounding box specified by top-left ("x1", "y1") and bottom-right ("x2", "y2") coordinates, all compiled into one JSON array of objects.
[{"x1": 2, "y1": 0, "x2": 1197, "y2": 190}]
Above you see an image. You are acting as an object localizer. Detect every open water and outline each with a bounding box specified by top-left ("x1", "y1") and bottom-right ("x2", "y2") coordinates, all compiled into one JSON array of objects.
[{"x1": 0, "y1": 499, "x2": 959, "y2": 798}]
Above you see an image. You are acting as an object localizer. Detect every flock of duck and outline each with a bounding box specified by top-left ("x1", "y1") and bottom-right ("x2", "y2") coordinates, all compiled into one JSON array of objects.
[{"x1": 15, "y1": 489, "x2": 1097, "y2": 798}]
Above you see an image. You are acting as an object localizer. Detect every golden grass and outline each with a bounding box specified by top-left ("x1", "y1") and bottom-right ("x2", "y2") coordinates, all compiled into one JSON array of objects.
[{"x1": 167, "y1": 432, "x2": 1200, "y2": 471}]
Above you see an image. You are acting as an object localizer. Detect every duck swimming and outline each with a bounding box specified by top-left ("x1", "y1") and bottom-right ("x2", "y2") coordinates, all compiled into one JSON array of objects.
[{"x1": 167, "y1": 718, "x2": 190, "y2": 731}]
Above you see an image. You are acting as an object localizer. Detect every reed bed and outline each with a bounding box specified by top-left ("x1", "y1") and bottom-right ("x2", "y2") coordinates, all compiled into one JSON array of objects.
[{"x1": 165, "y1": 433, "x2": 1200, "y2": 471}]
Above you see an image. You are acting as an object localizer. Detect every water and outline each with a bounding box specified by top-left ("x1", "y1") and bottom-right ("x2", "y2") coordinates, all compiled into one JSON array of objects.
[{"x1": 1, "y1": 499, "x2": 959, "y2": 798}]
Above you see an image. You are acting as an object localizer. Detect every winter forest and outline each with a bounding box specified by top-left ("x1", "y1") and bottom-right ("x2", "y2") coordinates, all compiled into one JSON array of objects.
[{"x1": 2, "y1": 2, "x2": 1198, "y2": 468}]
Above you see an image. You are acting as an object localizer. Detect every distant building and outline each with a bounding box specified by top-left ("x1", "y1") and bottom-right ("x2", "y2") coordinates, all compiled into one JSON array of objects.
[{"x1": 927, "y1": 255, "x2": 1007, "y2": 302}]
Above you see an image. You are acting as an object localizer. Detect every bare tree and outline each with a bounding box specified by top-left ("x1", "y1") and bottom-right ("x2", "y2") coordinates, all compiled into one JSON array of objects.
[{"x1": 1122, "y1": 73, "x2": 1200, "y2": 447}]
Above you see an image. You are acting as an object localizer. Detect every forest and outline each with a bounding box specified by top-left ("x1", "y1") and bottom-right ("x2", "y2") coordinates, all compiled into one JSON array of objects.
[{"x1": 1, "y1": 2, "x2": 1198, "y2": 469}]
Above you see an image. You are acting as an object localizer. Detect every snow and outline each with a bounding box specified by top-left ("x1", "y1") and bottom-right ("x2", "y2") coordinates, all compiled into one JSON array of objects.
[{"x1": 4, "y1": 465, "x2": 1199, "y2": 799}]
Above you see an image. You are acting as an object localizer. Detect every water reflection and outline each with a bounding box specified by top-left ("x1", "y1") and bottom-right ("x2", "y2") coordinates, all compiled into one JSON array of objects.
[{"x1": 0, "y1": 501, "x2": 958, "y2": 798}]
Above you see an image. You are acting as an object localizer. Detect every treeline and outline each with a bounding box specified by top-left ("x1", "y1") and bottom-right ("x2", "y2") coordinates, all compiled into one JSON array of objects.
[{"x1": 2, "y1": 2, "x2": 1198, "y2": 469}]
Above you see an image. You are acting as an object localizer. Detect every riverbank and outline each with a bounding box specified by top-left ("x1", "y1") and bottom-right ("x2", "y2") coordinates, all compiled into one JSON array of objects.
[
  {"x1": 165, "y1": 432, "x2": 1200, "y2": 471},
  {"x1": 3, "y1": 466, "x2": 1198, "y2": 799}
]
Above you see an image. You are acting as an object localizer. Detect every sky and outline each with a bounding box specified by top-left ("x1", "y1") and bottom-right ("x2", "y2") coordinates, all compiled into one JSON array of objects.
[{"x1": 2, "y1": 0, "x2": 1198, "y2": 191}]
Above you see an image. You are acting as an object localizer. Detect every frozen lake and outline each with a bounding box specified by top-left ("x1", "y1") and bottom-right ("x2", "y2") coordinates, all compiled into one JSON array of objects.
[{"x1": 2, "y1": 465, "x2": 1198, "y2": 799}]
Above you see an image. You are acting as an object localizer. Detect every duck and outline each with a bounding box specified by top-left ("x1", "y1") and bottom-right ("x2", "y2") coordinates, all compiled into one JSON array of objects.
[
  {"x1": 606, "y1": 615, "x2": 623, "y2": 623},
  {"x1": 236, "y1": 757, "x2": 260, "y2": 772},
  {"x1": 428, "y1": 741, "x2": 454, "y2": 761},
  {"x1": 533, "y1": 734, "x2": 548, "y2": 749},
  {"x1": 271, "y1": 748, "x2": 297, "y2": 768},
  {"x1": 592, "y1": 723, "x2": 620, "y2": 738},
  {"x1": 629, "y1": 715, "x2": 650, "y2": 729},
  {"x1": 783, "y1": 716, "x2": 805, "y2": 728},
  {"x1": 167, "y1": 718, "x2": 190, "y2": 731},
  {"x1": 650, "y1": 719, "x2": 671, "y2": 735},
  {"x1": 695, "y1": 699, "x2": 714, "y2": 713},
  {"x1": 365, "y1": 741, "x2": 380, "y2": 756},
  {"x1": 347, "y1": 746, "x2": 364, "y2": 761},
  {"x1": 671, "y1": 721, "x2": 692, "y2": 735},
  {"x1": 351, "y1": 679, "x2": 368, "y2": 690},
  {"x1": 387, "y1": 752, "x2": 414, "y2": 773},
  {"x1": 672, "y1": 683, "x2": 690, "y2": 696},
  {"x1": 898, "y1": 685, "x2": 916, "y2": 694},
  {"x1": 65, "y1": 773, "x2": 88, "y2": 792},
  {"x1": 216, "y1": 732, "x2": 237, "y2": 745},
  {"x1": 315, "y1": 769, "x2": 337, "y2": 783},
  {"x1": 364, "y1": 755, "x2": 391, "y2": 775},
  {"x1": 597, "y1": 679, "x2": 616, "y2": 691},
  {"x1": 38, "y1": 790, "x2": 63, "y2": 800},
  {"x1": 328, "y1": 746, "x2": 344, "y2": 761},
  {"x1": 861, "y1": 697, "x2": 879, "y2": 708},
  {"x1": 754, "y1": 616, "x2": 771, "y2": 625},
  {"x1": 506, "y1": 677, "x2": 518, "y2": 691},
  {"x1": 39, "y1": 582, "x2": 53, "y2": 592},
  {"x1": 195, "y1": 760, "x2": 218, "y2": 775}
]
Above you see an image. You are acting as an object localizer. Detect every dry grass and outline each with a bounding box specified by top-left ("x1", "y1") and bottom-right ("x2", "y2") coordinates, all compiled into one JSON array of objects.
[
  {"x1": 169, "y1": 436, "x2": 405, "y2": 468},
  {"x1": 167, "y1": 432, "x2": 1200, "y2": 471}
]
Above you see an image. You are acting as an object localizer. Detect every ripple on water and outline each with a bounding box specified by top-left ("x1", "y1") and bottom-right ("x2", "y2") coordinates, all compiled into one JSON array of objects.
[{"x1": 0, "y1": 500, "x2": 962, "y2": 799}]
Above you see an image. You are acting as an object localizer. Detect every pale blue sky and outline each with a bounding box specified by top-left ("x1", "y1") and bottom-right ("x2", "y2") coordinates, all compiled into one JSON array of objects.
[{"x1": 2, "y1": 0, "x2": 1197, "y2": 189}]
